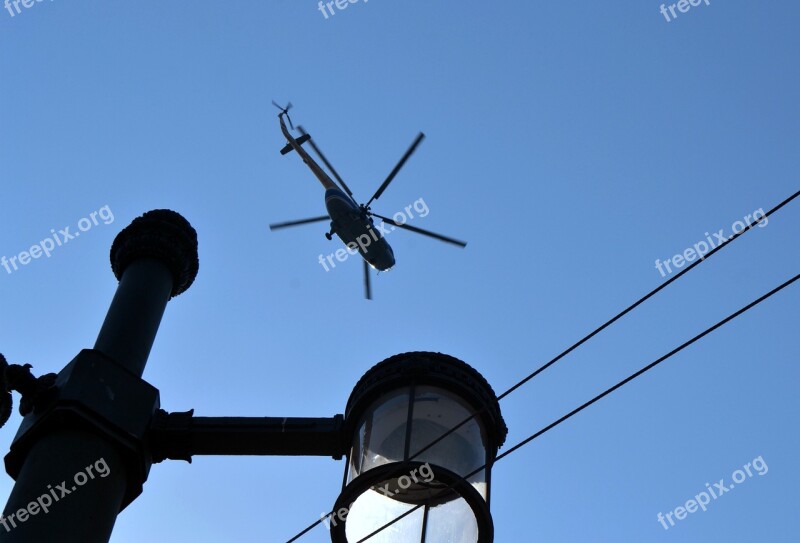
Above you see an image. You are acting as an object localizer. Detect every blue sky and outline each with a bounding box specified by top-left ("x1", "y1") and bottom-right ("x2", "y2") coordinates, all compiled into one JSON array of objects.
[{"x1": 0, "y1": 1, "x2": 798, "y2": 542}]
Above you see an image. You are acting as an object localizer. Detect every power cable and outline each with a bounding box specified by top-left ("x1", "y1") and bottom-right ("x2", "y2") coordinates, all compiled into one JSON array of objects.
[
  {"x1": 283, "y1": 189, "x2": 799, "y2": 542},
  {"x1": 351, "y1": 272, "x2": 798, "y2": 542}
]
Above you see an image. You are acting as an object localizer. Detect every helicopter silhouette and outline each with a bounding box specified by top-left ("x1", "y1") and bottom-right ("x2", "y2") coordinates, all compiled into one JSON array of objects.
[{"x1": 269, "y1": 102, "x2": 466, "y2": 299}]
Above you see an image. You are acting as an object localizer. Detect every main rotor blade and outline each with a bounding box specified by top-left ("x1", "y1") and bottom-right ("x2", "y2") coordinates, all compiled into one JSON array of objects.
[
  {"x1": 268, "y1": 215, "x2": 329, "y2": 231},
  {"x1": 366, "y1": 132, "x2": 425, "y2": 207},
  {"x1": 297, "y1": 126, "x2": 355, "y2": 198},
  {"x1": 372, "y1": 213, "x2": 467, "y2": 247},
  {"x1": 363, "y1": 258, "x2": 372, "y2": 300}
]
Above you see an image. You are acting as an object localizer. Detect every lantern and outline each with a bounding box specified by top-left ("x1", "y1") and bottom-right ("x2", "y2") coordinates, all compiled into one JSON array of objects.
[{"x1": 331, "y1": 352, "x2": 507, "y2": 542}]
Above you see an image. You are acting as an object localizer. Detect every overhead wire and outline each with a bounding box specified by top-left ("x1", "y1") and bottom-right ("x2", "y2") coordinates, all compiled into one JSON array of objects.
[
  {"x1": 351, "y1": 272, "x2": 799, "y2": 542},
  {"x1": 283, "y1": 188, "x2": 799, "y2": 543}
]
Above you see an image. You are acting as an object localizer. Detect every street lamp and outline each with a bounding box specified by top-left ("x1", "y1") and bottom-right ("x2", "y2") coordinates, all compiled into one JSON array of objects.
[
  {"x1": 0, "y1": 210, "x2": 508, "y2": 543},
  {"x1": 331, "y1": 352, "x2": 507, "y2": 543}
]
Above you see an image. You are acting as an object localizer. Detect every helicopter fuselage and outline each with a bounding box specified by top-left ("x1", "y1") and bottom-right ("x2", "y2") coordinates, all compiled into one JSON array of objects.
[
  {"x1": 278, "y1": 112, "x2": 395, "y2": 272},
  {"x1": 324, "y1": 187, "x2": 395, "y2": 271}
]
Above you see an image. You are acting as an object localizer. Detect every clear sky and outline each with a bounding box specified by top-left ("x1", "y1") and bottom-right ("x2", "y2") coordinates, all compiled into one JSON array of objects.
[{"x1": 1, "y1": 1, "x2": 798, "y2": 542}]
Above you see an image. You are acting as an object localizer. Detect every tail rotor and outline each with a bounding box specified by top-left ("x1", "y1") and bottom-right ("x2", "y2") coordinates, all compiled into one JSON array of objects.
[{"x1": 272, "y1": 100, "x2": 295, "y2": 130}]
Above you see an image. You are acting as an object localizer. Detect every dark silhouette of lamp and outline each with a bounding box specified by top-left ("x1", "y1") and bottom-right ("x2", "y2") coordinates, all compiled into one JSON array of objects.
[{"x1": 0, "y1": 211, "x2": 508, "y2": 543}]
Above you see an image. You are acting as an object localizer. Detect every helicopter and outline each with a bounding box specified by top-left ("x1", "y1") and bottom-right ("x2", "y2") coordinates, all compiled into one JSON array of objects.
[{"x1": 268, "y1": 102, "x2": 467, "y2": 299}]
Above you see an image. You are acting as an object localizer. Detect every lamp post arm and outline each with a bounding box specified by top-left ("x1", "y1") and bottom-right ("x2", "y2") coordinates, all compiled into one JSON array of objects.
[{"x1": 149, "y1": 410, "x2": 346, "y2": 462}]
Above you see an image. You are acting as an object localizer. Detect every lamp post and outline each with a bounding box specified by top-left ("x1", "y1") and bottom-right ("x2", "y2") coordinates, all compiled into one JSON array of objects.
[
  {"x1": 0, "y1": 209, "x2": 198, "y2": 543},
  {"x1": 0, "y1": 210, "x2": 507, "y2": 543}
]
